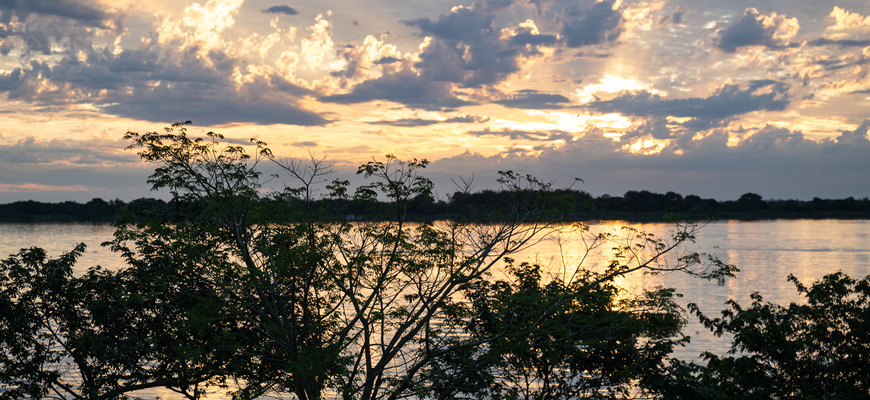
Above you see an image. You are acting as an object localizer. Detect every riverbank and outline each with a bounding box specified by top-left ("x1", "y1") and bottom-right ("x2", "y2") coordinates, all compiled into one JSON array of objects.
[{"x1": 2, "y1": 191, "x2": 869, "y2": 223}]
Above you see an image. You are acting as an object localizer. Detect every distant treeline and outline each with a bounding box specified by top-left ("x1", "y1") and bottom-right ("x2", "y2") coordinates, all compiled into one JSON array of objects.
[{"x1": 2, "y1": 190, "x2": 870, "y2": 223}]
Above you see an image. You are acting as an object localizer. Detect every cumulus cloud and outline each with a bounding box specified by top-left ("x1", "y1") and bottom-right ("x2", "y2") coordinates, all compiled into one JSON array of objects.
[
  {"x1": 332, "y1": 34, "x2": 403, "y2": 85},
  {"x1": 560, "y1": 0, "x2": 623, "y2": 47},
  {"x1": 404, "y1": 7, "x2": 517, "y2": 87},
  {"x1": 0, "y1": 0, "x2": 331, "y2": 126},
  {"x1": 714, "y1": 8, "x2": 799, "y2": 53},
  {"x1": 827, "y1": 6, "x2": 870, "y2": 31},
  {"x1": 263, "y1": 5, "x2": 298, "y2": 15},
  {"x1": 327, "y1": 4, "x2": 560, "y2": 109},
  {"x1": 589, "y1": 80, "x2": 791, "y2": 124},
  {"x1": 406, "y1": 6, "x2": 557, "y2": 87},
  {"x1": 0, "y1": 0, "x2": 125, "y2": 56},
  {"x1": 0, "y1": 47, "x2": 331, "y2": 126}
]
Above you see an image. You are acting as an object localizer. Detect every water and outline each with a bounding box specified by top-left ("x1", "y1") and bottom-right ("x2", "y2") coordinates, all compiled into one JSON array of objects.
[
  {"x1": 2, "y1": 220, "x2": 869, "y2": 396},
  {"x1": 524, "y1": 220, "x2": 870, "y2": 361}
]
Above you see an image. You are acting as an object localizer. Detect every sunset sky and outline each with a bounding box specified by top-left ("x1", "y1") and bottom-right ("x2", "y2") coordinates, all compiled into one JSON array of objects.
[{"x1": 1, "y1": 0, "x2": 869, "y2": 202}]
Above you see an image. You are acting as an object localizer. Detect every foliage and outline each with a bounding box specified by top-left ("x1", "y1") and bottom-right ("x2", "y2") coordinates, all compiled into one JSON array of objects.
[
  {"x1": 0, "y1": 242, "x2": 232, "y2": 400},
  {"x1": 419, "y1": 259, "x2": 688, "y2": 400},
  {"x1": 654, "y1": 272, "x2": 870, "y2": 400}
]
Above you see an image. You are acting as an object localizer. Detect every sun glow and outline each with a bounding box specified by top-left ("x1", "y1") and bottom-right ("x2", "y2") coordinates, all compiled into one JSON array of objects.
[
  {"x1": 513, "y1": 111, "x2": 633, "y2": 134},
  {"x1": 576, "y1": 75, "x2": 663, "y2": 103},
  {"x1": 623, "y1": 137, "x2": 668, "y2": 154}
]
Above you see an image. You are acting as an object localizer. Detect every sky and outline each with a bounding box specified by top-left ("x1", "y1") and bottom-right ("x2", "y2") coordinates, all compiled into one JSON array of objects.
[{"x1": 1, "y1": 0, "x2": 869, "y2": 203}]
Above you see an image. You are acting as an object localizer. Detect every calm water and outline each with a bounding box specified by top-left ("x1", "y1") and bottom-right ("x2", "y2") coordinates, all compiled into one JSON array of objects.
[{"x1": 2, "y1": 220, "x2": 869, "y2": 396}]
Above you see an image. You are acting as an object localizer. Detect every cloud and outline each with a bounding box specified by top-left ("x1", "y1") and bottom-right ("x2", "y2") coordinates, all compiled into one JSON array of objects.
[
  {"x1": 332, "y1": 34, "x2": 403, "y2": 85},
  {"x1": 494, "y1": 90, "x2": 570, "y2": 109},
  {"x1": 328, "y1": 5, "x2": 562, "y2": 110},
  {"x1": 0, "y1": 0, "x2": 125, "y2": 30},
  {"x1": 0, "y1": 136, "x2": 132, "y2": 166},
  {"x1": 429, "y1": 121, "x2": 870, "y2": 200},
  {"x1": 368, "y1": 114, "x2": 489, "y2": 127},
  {"x1": 560, "y1": 0, "x2": 624, "y2": 47},
  {"x1": 827, "y1": 6, "x2": 870, "y2": 31},
  {"x1": 102, "y1": 86, "x2": 329, "y2": 126},
  {"x1": 374, "y1": 56, "x2": 401, "y2": 65},
  {"x1": 671, "y1": 7, "x2": 686, "y2": 24},
  {"x1": 589, "y1": 80, "x2": 791, "y2": 123},
  {"x1": 467, "y1": 127, "x2": 574, "y2": 141},
  {"x1": 0, "y1": 0, "x2": 125, "y2": 56},
  {"x1": 263, "y1": 5, "x2": 298, "y2": 15},
  {"x1": 401, "y1": 6, "x2": 556, "y2": 88},
  {"x1": 403, "y1": 7, "x2": 516, "y2": 88},
  {"x1": 808, "y1": 37, "x2": 870, "y2": 47},
  {"x1": 322, "y1": 71, "x2": 473, "y2": 110},
  {"x1": 0, "y1": 4, "x2": 331, "y2": 127},
  {"x1": 509, "y1": 32, "x2": 557, "y2": 46},
  {"x1": 714, "y1": 8, "x2": 800, "y2": 53}
]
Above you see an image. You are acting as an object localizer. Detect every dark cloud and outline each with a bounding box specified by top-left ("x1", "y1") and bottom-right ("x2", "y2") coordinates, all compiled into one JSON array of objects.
[
  {"x1": 405, "y1": 7, "x2": 494, "y2": 41},
  {"x1": 445, "y1": 114, "x2": 490, "y2": 124},
  {"x1": 495, "y1": 90, "x2": 570, "y2": 109},
  {"x1": 262, "y1": 5, "x2": 298, "y2": 15},
  {"x1": 714, "y1": 8, "x2": 798, "y2": 53},
  {"x1": 832, "y1": 119, "x2": 870, "y2": 147},
  {"x1": 561, "y1": 0, "x2": 623, "y2": 47},
  {"x1": 292, "y1": 141, "x2": 318, "y2": 147},
  {"x1": 367, "y1": 114, "x2": 489, "y2": 127},
  {"x1": 509, "y1": 32, "x2": 558, "y2": 46},
  {"x1": 624, "y1": 117, "x2": 672, "y2": 141},
  {"x1": 0, "y1": 136, "x2": 132, "y2": 165},
  {"x1": 472, "y1": 0, "x2": 519, "y2": 14},
  {"x1": 672, "y1": 7, "x2": 685, "y2": 24},
  {"x1": 808, "y1": 37, "x2": 870, "y2": 47},
  {"x1": 733, "y1": 125, "x2": 816, "y2": 151},
  {"x1": 0, "y1": 0, "x2": 124, "y2": 30},
  {"x1": 102, "y1": 83, "x2": 329, "y2": 126},
  {"x1": 374, "y1": 56, "x2": 401, "y2": 64},
  {"x1": 589, "y1": 80, "x2": 790, "y2": 123},
  {"x1": 322, "y1": 71, "x2": 473, "y2": 110},
  {"x1": 404, "y1": 8, "x2": 515, "y2": 87},
  {"x1": 467, "y1": 127, "x2": 574, "y2": 141},
  {"x1": 400, "y1": 4, "x2": 556, "y2": 88}
]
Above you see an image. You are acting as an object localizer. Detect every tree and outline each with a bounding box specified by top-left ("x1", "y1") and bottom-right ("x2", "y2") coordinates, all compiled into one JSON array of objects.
[
  {"x1": 655, "y1": 272, "x2": 870, "y2": 400},
  {"x1": 0, "y1": 242, "x2": 234, "y2": 400},
  {"x1": 1, "y1": 121, "x2": 737, "y2": 400},
  {"x1": 113, "y1": 122, "x2": 740, "y2": 400},
  {"x1": 418, "y1": 259, "x2": 688, "y2": 400}
]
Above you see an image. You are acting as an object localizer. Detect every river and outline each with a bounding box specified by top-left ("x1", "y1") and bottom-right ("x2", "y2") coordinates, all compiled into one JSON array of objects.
[{"x1": 2, "y1": 219, "x2": 869, "y2": 397}]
